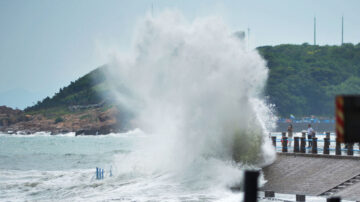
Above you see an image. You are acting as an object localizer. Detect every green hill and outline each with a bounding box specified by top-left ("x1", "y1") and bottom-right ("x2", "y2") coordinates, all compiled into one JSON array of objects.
[
  {"x1": 24, "y1": 65, "x2": 111, "y2": 117},
  {"x1": 258, "y1": 43, "x2": 360, "y2": 117},
  {"x1": 25, "y1": 43, "x2": 360, "y2": 118}
]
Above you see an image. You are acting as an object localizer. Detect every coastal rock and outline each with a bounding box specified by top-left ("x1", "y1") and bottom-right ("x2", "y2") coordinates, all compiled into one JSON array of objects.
[
  {"x1": 0, "y1": 106, "x2": 27, "y2": 127},
  {"x1": 0, "y1": 105, "x2": 127, "y2": 135}
]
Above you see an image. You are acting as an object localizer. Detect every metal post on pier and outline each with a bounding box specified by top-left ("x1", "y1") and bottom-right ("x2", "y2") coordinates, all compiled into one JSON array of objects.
[
  {"x1": 326, "y1": 132, "x2": 330, "y2": 139},
  {"x1": 296, "y1": 194, "x2": 305, "y2": 202},
  {"x1": 324, "y1": 137, "x2": 330, "y2": 155},
  {"x1": 271, "y1": 136, "x2": 276, "y2": 147},
  {"x1": 294, "y1": 137, "x2": 300, "y2": 153},
  {"x1": 282, "y1": 136, "x2": 288, "y2": 153},
  {"x1": 312, "y1": 137, "x2": 318, "y2": 154},
  {"x1": 301, "y1": 132, "x2": 306, "y2": 146},
  {"x1": 264, "y1": 190, "x2": 274, "y2": 198},
  {"x1": 347, "y1": 143, "x2": 354, "y2": 156},
  {"x1": 327, "y1": 197, "x2": 341, "y2": 202},
  {"x1": 243, "y1": 170, "x2": 259, "y2": 202},
  {"x1": 300, "y1": 137, "x2": 306, "y2": 153},
  {"x1": 336, "y1": 141, "x2": 341, "y2": 155}
]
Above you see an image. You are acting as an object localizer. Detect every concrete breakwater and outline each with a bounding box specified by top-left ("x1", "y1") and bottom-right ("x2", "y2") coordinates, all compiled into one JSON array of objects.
[{"x1": 262, "y1": 152, "x2": 360, "y2": 201}]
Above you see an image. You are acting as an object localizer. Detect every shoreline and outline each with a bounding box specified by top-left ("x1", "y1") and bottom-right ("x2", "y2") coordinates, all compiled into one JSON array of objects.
[{"x1": 0, "y1": 129, "x2": 124, "y2": 136}]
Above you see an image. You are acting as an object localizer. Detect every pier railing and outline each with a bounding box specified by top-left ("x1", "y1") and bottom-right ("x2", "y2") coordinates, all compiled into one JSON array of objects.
[{"x1": 270, "y1": 132, "x2": 359, "y2": 156}]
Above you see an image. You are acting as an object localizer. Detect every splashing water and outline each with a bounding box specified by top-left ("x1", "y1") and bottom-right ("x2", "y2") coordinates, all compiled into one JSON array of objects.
[
  {"x1": 100, "y1": 10, "x2": 277, "y2": 200},
  {"x1": 0, "y1": 11, "x2": 277, "y2": 201}
]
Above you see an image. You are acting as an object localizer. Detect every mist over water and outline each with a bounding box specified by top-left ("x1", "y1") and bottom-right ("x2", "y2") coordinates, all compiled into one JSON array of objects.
[{"x1": 103, "y1": 10, "x2": 277, "y2": 197}]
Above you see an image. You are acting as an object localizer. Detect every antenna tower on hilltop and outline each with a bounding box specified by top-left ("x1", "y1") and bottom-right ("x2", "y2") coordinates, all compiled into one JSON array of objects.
[{"x1": 314, "y1": 16, "x2": 316, "y2": 45}]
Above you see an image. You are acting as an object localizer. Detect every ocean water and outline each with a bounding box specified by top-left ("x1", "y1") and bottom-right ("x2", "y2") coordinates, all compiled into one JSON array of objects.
[
  {"x1": 1, "y1": 131, "x2": 346, "y2": 202},
  {"x1": 0, "y1": 130, "x2": 249, "y2": 202}
]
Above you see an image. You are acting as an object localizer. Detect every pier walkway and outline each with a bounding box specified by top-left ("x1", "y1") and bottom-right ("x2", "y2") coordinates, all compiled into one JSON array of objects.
[{"x1": 261, "y1": 153, "x2": 360, "y2": 201}]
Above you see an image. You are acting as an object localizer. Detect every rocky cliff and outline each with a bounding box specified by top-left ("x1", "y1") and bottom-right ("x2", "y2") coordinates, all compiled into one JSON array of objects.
[{"x1": 0, "y1": 105, "x2": 128, "y2": 135}]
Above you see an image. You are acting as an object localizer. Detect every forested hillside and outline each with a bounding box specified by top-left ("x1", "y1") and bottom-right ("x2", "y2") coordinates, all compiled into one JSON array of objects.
[
  {"x1": 258, "y1": 43, "x2": 360, "y2": 117},
  {"x1": 25, "y1": 66, "x2": 109, "y2": 114},
  {"x1": 25, "y1": 43, "x2": 360, "y2": 118}
]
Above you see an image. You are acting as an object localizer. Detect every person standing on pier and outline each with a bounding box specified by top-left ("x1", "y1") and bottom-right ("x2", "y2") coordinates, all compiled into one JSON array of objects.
[
  {"x1": 287, "y1": 124, "x2": 293, "y2": 147},
  {"x1": 307, "y1": 124, "x2": 314, "y2": 147}
]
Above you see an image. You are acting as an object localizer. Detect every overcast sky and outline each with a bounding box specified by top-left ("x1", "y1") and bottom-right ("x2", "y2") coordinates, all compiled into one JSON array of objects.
[{"x1": 0, "y1": 0, "x2": 359, "y2": 109}]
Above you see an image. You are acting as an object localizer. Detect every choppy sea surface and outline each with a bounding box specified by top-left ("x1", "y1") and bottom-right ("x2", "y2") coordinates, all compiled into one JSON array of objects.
[
  {"x1": 0, "y1": 130, "x2": 245, "y2": 201},
  {"x1": 0, "y1": 130, "x2": 342, "y2": 202}
]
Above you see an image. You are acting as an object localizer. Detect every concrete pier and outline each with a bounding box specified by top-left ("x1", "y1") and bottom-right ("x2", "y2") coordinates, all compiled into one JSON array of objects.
[{"x1": 261, "y1": 153, "x2": 360, "y2": 201}]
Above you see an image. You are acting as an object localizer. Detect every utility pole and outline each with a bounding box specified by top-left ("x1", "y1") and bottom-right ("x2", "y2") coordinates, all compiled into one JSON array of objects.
[
  {"x1": 151, "y1": 3, "x2": 154, "y2": 17},
  {"x1": 341, "y1": 15, "x2": 344, "y2": 45},
  {"x1": 247, "y1": 27, "x2": 250, "y2": 50},
  {"x1": 314, "y1": 16, "x2": 316, "y2": 45}
]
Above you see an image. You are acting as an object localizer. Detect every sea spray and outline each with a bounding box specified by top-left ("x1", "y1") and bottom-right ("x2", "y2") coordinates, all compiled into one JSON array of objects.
[{"x1": 102, "y1": 10, "x2": 276, "y2": 193}]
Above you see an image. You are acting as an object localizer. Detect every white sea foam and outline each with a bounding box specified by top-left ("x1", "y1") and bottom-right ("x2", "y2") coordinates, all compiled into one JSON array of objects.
[
  {"x1": 0, "y1": 131, "x2": 52, "y2": 137},
  {"x1": 106, "y1": 128, "x2": 147, "y2": 138},
  {"x1": 100, "y1": 10, "x2": 277, "y2": 198}
]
